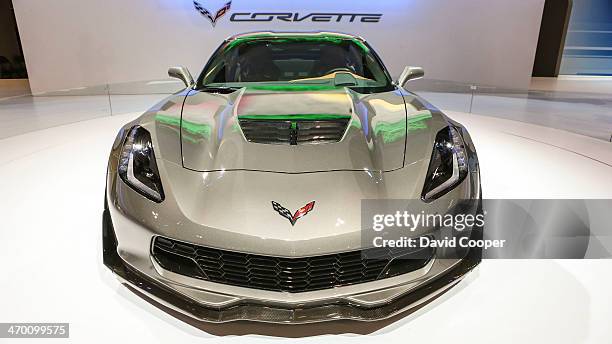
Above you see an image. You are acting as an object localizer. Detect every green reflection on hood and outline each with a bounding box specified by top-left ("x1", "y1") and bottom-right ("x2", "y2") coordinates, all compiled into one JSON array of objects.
[
  {"x1": 155, "y1": 114, "x2": 212, "y2": 141},
  {"x1": 374, "y1": 111, "x2": 432, "y2": 144},
  {"x1": 238, "y1": 114, "x2": 352, "y2": 121}
]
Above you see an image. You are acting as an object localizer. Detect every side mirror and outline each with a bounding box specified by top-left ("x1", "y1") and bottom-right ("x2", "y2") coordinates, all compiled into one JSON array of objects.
[
  {"x1": 396, "y1": 66, "x2": 424, "y2": 88},
  {"x1": 168, "y1": 66, "x2": 194, "y2": 88}
]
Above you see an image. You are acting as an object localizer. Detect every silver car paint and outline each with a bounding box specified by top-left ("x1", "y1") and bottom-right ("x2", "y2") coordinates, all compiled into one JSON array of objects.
[
  {"x1": 180, "y1": 87, "x2": 410, "y2": 173},
  {"x1": 105, "y1": 32, "x2": 481, "y2": 322},
  {"x1": 108, "y1": 88, "x2": 470, "y2": 253}
]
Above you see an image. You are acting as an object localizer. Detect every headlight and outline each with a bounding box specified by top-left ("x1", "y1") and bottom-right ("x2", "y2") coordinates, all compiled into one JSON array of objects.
[
  {"x1": 118, "y1": 126, "x2": 165, "y2": 202},
  {"x1": 421, "y1": 126, "x2": 468, "y2": 201}
]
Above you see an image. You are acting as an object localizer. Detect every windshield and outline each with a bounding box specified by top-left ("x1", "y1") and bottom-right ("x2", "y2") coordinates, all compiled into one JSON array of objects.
[{"x1": 197, "y1": 35, "x2": 394, "y2": 92}]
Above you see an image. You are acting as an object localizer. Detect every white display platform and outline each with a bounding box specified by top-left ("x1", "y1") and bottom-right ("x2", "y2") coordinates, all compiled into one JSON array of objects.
[{"x1": 0, "y1": 109, "x2": 611, "y2": 343}]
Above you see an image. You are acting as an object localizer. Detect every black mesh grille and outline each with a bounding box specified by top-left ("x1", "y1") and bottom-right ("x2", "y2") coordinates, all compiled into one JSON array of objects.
[
  {"x1": 152, "y1": 236, "x2": 434, "y2": 293},
  {"x1": 238, "y1": 118, "x2": 350, "y2": 145}
]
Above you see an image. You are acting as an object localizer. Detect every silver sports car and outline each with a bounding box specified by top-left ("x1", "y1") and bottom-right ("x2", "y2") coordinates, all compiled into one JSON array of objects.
[{"x1": 103, "y1": 31, "x2": 482, "y2": 324}]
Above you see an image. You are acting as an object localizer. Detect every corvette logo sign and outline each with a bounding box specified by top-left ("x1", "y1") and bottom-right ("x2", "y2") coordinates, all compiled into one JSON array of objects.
[
  {"x1": 193, "y1": 1, "x2": 382, "y2": 27},
  {"x1": 271, "y1": 201, "x2": 315, "y2": 226},
  {"x1": 193, "y1": 0, "x2": 232, "y2": 27}
]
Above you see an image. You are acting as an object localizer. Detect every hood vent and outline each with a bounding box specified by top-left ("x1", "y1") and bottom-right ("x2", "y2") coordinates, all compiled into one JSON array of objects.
[{"x1": 238, "y1": 115, "x2": 351, "y2": 145}]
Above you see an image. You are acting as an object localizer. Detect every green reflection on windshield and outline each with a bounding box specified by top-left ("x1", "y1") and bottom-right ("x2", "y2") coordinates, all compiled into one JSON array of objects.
[
  {"x1": 247, "y1": 85, "x2": 340, "y2": 92},
  {"x1": 226, "y1": 33, "x2": 370, "y2": 53}
]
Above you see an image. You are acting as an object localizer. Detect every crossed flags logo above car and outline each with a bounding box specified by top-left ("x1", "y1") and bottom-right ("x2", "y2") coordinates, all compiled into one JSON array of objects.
[
  {"x1": 193, "y1": 0, "x2": 232, "y2": 27},
  {"x1": 271, "y1": 201, "x2": 316, "y2": 226}
]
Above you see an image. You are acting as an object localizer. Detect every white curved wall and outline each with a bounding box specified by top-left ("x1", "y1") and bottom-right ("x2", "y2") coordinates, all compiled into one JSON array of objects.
[{"x1": 12, "y1": 0, "x2": 544, "y2": 93}]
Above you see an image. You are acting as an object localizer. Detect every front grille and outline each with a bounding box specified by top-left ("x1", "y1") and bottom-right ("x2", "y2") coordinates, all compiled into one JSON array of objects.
[
  {"x1": 238, "y1": 118, "x2": 350, "y2": 145},
  {"x1": 152, "y1": 237, "x2": 434, "y2": 293}
]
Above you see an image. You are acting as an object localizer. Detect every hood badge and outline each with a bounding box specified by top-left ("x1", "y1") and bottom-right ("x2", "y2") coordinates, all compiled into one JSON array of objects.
[{"x1": 271, "y1": 201, "x2": 315, "y2": 226}]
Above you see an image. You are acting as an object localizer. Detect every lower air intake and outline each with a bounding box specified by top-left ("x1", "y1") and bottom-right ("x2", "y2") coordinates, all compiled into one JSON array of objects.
[{"x1": 152, "y1": 236, "x2": 434, "y2": 293}]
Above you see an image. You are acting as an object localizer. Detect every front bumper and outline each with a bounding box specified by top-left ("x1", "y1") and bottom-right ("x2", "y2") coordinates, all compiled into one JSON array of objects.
[{"x1": 104, "y1": 203, "x2": 481, "y2": 323}]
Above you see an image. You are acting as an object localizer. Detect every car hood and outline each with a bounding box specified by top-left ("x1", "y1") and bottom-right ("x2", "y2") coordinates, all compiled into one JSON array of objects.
[
  {"x1": 178, "y1": 87, "x2": 410, "y2": 173},
  {"x1": 122, "y1": 88, "x2": 455, "y2": 255}
]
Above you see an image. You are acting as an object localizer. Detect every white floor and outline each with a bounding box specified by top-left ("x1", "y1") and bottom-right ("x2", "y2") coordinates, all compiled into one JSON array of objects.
[{"x1": 0, "y1": 110, "x2": 611, "y2": 343}]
